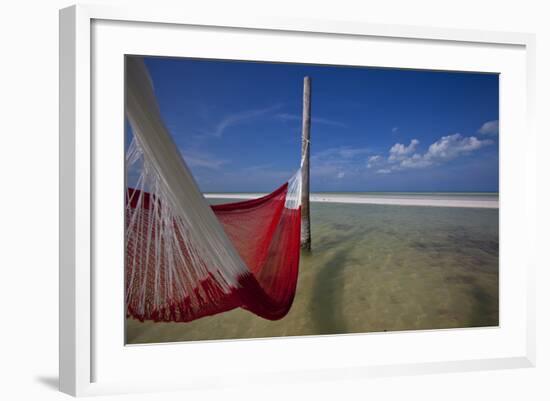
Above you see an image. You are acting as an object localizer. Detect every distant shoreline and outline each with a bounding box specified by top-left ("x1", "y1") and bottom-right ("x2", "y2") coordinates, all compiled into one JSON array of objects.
[{"x1": 204, "y1": 193, "x2": 499, "y2": 209}]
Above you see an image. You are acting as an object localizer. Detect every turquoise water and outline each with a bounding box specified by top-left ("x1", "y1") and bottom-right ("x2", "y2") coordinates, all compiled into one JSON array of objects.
[{"x1": 126, "y1": 200, "x2": 499, "y2": 344}]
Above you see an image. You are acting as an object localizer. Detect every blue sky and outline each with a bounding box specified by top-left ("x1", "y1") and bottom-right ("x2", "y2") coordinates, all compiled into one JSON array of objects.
[{"x1": 130, "y1": 56, "x2": 499, "y2": 193}]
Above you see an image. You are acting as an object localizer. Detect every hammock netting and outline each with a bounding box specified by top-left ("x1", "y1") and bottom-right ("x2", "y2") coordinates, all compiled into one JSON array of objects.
[{"x1": 125, "y1": 57, "x2": 303, "y2": 323}]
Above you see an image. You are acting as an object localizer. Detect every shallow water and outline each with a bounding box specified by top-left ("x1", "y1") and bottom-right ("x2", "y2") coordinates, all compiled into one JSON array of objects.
[{"x1": 126, "y1": 201, "x2": 499, "y2": 344}]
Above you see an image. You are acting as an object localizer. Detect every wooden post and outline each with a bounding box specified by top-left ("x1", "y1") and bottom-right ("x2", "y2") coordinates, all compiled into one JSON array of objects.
[{"x1": 301, "y1": 76, "x2": 311, "y2": 251}]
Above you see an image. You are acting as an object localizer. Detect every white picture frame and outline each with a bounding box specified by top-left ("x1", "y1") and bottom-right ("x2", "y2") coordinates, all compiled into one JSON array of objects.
[{"x1": 59, "y1": 3, "x2": 536, "y2": 397}]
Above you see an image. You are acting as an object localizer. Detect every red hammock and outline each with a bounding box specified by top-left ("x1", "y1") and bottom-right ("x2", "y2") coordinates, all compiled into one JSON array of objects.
[{"x1": 125, "y1": 184, "x2": 301, "y2": 323}]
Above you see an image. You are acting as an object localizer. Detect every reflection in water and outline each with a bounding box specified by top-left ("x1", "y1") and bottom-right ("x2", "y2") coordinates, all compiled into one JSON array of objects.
[{"x1": 126, "y1": 201, "x2": 499, "y2": 344}]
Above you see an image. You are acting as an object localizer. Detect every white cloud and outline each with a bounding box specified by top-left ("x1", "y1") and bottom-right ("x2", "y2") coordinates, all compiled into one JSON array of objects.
[
  {"x1": 209, "y1": 104, "x2": 281, "y2": 137},
  {"x1": 400, "y1": 153, "x2": 433, "y2": 169},
  {"x1": 392, "y1": 127, "x2": 399, "y2": 133},
  {"x1": 425, "y1": 134, "x2": 493, "y2": 161},
  {"x1": 369, "y1": 133, "x2": 493, "y2": 175},
  {"x1": 311, "y1": 146, "x2": 371, "y2": 180},
  {"x1": 388, "y1": 139, "x2": 419, "y2": 161},
  {"x1": 183, "y1": 150, "x2": 228, "y2": 169},
  {"x1": 312, "y1": 146, "x2": 371, "y2": 161},
  {"x1": 478, "y1": 120, "x2": 499, "y2": 135},
  {"x1": 367, "y1": 155, "x2": 383, "y2": 169}
]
